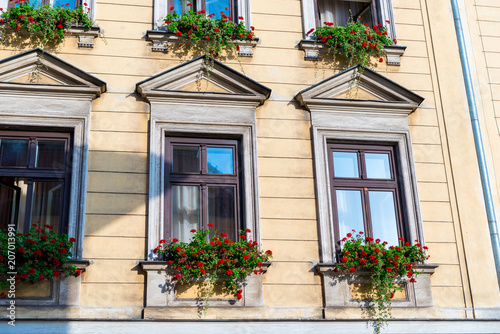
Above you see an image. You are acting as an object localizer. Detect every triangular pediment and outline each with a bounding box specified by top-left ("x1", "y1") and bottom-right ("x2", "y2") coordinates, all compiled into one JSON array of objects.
[
  {"x1": 0, "y1": 48, "x2": 106, "y2": 97},
  {"x1": 295, "y1": 65, "x2": 424, "y2": 113},
  {"x1": 136, "y1": 56, "x2": 271, "y2": 105}
]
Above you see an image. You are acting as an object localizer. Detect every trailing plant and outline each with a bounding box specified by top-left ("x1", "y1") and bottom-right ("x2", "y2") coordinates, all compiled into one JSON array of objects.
[
  {"x1": 335, "y1": 231, "x2": 429, "y2": 333},
  {"x1": 0, "y1": 222, "x2": 80, "y2": 296},
  {"x1": 154, "y1": 224, "x2": 272, "y2": 309},
  {"x1": 160, "y1": 5, "x2": 255, "y2": 60},
  {"x1": 309, "y1": 18, "x2": 396, "y2": 68},
  {"x1": 0, "y1": 0, "x2": 95, "y2": 48}
]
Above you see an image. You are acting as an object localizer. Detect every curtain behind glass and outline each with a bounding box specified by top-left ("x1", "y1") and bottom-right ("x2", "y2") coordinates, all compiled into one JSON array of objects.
[
  {"x1": 318, "y1": 0, "x2": 365, "y2": 26},
  {"x1": 172, "y1": 185, "x2": 200, "y2": 242}
]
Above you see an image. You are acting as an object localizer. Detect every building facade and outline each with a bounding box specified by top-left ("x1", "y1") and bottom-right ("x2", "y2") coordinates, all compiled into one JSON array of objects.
[{"x1": 1, "y1": 0, "x2": 500, "y2": 332}]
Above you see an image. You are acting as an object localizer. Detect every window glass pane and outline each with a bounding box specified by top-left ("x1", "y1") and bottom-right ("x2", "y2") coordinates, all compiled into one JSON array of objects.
[
  {"x1": 174, "y1": 0, "x2": 191, "y2": 14},
  {"x1": 336, "y1": 190, "x2": 364, "y2": 238},
  {"x1": 333, "y1": 151, "x2": 359, "y2": 178},
  {"x1": 206, "y1": 0, "x2": 229, "y2": 17},
  {"x1": 0, "y1": 139, "x2": 28, "y2": 167},
  {"x1": 53, "y1": 0, "x2": 76, "y2": 9},
  {"x1": 36, "y1": 140, "x2": 66, "y2": 169},
  {"x1": 369, "y1": 191, "x2": 399, "y2": 246},
  {"x1": 317, "y1": 0, "x2": 366, "y2": 26},
  {"x1": 365, "y1": 153, "x2": 391, "y2": 179},
  {"x1": 207, "y1": 147, "x2": 234, "y2": 174},
  {"x1": 172, "y1": 185, "x2": 200, "y2": 242},
  {"x1": 173, "y1": 146, "x2": 200, "y2": 173},
  {"x1": 30, "y1": 181, "x2": 64, "y2": 231},
  {"x1": 208, "y1": 186, "x2": 235, "y2": 239},
  {"x1": 0, "y1": 179, "x2": 20, "y2": 230}
]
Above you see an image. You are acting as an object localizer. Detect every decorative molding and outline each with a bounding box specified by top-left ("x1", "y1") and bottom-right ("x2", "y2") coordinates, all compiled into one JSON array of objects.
[
  {"x1": 294, "y1": 68, "x2": 431, "y2": 309},
  {"x1": 295, "y1": 65, "x2": 424, "y2": 113},
  {"x1": 68, "y1": 25, "x2": 100, "y2": 48},
  {"x1": 145, "y1": 30, "x2": 259, "y2": 57},
  {"x1": 298, "y1": 39, "x2": 406, "y2": 65},
  {"x1": 316, "y1": 264, "x2": 438, "y2": 309},
  {"x1": 140, "y1": 261, "x2": 270, "y2": 309}
]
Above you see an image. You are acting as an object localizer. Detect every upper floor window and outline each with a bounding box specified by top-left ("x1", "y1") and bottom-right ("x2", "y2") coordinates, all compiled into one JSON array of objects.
[
  {"x1": 0, "y1": 131, "x2": 72, "y2": 234},
  {"x1": 302, "y1": 0, "x2": 396, "y2": 39},
  {"x1": 328, "y1": 143, "x2": 403, "y2": 253},
  {"x1": 8, "y1": 0, "x2": 81, "y2": 9},
  {"x1": 154, "y1": 0, "x2": 250, "y2": 29},
  {"x1": 165, "y1": 137, "x2": 241, "y2": 242},
  {"x1": 168, "y1": 0, "x2": 236, "y2": 19}
]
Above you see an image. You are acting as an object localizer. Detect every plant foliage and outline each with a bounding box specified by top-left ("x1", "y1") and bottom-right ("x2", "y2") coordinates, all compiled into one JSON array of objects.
[
  {"x1": 335, "y1": 231, "x2": 429, "y2": 333},
  {"x1": 310, "y1": 18, "x2": 395, "y2": 68},
  {"x1": 160, "y1": 6, "x2": 255, "y2": 59},
  {"x1": 154, "y1": 224, "x2": 271, "y2": 307},
  {"x1": 0, "y1": 222, "x2": 79, "y2": 295},
  {"x1": 0, "y1": 0, "x2": 94, "y2": 48}
]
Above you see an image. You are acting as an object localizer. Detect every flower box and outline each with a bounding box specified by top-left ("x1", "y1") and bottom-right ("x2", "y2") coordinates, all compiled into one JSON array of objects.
[{"x1": 298, "y1": 39, "x2": 406, "y2": 65}]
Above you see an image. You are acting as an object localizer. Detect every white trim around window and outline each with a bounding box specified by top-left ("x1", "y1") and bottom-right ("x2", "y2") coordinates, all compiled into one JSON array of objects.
[{"x1": 301, "y1": 0, "x2": 397, "y2": 39}]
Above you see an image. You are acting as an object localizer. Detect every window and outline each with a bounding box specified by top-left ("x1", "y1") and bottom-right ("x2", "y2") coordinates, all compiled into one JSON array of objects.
[
  {"x1": 302, "y1": 0, "x2": 396, "y2": 39},
  {"x1": 167, "y1": 0, "x2": 236, "y2": 19},
  {"x1": 295, "y1": 65, "x2": 435, "y2": 310},
  {"x1": 137, "y1": 56, "x2": 271, "y2": 311},
  {"x1": 0, "y1": 131, "x2": 72, "y2": 234},
  {"x1": 317, "y1": 0, "x2": 373, "y2": 27},
  {"x1": 165, "y1": 137, "x2": 241, "y2": 242},
  {"x1": 328, "y1": 143, "x2": 403, "y2": 252},
  {"x1": 154, "y1": 0, "x2": 251, "y2": 29}
]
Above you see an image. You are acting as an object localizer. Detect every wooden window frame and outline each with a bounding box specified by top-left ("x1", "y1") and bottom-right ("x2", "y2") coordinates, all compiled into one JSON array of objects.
[
  {"x1": 0, "y1": 130, "x2": 72, "y2": 234},
  {"x1": 164, "y1": 136, "x2": 241, "y2": 240},
  {"x1": 327, "y1": 143, "x2": 404, "y2": 254}
]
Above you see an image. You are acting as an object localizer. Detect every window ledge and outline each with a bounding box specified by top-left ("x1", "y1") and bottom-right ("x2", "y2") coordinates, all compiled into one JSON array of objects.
[
  {"x1": 298, "y1": 39, "x2": 407, "y2": 66},
  {"x1": 139, "y1": 260, "x2": 270, "y2": 309},
  {"x1": 145, "y1": 30, "x2": 259, "y2": 57},
  {"x1": 316, "y1": 263, "x2": 438, "y2": 309},
  {"x1": 0, "y1": 259, "x2": 91, "y2": 307},
  {"x1": 0, "y1": 24, "x2": 100, "y2": 48}
]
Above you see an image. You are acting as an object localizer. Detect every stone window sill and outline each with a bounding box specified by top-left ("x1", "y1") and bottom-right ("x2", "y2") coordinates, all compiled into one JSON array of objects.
[
  {"x1": 298, "y1": 39, "x2": 406, "y2": 66},
  {"x1": 0, "y1": 259, "x2": 91, "y2": 307},
  {"x1": 145, "y1": 30, "x2": 259, "y2": 57},
  {"x1": 140, "y1": 261, "x2": 270, "y2": 311},
  {"x1": 0, "y1": 25, "x2": 100, "y2": 48},
  {"x1": 316, "y1": 263, "x2": 437, "y2": 309}
]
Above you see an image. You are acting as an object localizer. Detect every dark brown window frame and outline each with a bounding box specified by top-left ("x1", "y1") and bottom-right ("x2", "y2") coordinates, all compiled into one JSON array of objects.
[
  {"x1": 0, "y1": 130, "x2": 73, "y2": 234},
  {"x1": 327, "y1": 142, "x2": 404, "y2": 253},
  {"x1": 167, "y1": 0, "x2": 238, "y2": 21},
  {"x1": 164, "y1": 136, "x2": 241, "y2": 240}
]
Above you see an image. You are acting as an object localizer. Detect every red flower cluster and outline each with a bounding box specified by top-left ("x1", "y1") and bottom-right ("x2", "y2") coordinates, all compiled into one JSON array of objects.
[{"x1": 154, "y1": 225, "x2": 271, "y2": 307}]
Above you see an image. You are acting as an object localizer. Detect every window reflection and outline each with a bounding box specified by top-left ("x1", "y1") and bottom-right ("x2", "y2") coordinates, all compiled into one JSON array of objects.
[
  {"x1": 369, "y1": 191, "x2": 399, "y2": 246},
  {"x1": 333, "y1": 151, "x2": 359, "y2": 178},
  {"x1": 336, "y1": 189, "x2": 365, "y2": 238},
  {"x1": 365, "y1": 153, "x2": 391, "y2": 179},
  {"x1": 207, "y1": 147, "x2": 233, "y2": 174}
]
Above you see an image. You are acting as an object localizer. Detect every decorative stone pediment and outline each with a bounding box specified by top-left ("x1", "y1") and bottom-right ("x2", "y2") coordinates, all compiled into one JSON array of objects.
[
  {"x1": 0, "y1": 48, "x2": 106, "y2": 98},
  {"x1": 295, "y1": 65, "x2": 424, "y2": 114},
  {"x1": 136, "y1": 56, "x2": 271, "y2": 106}
]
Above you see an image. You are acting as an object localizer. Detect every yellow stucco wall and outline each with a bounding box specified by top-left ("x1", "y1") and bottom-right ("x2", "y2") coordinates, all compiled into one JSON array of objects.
[{"x1": 1, "y1": 0, "x2": 499, "y2": 319}]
